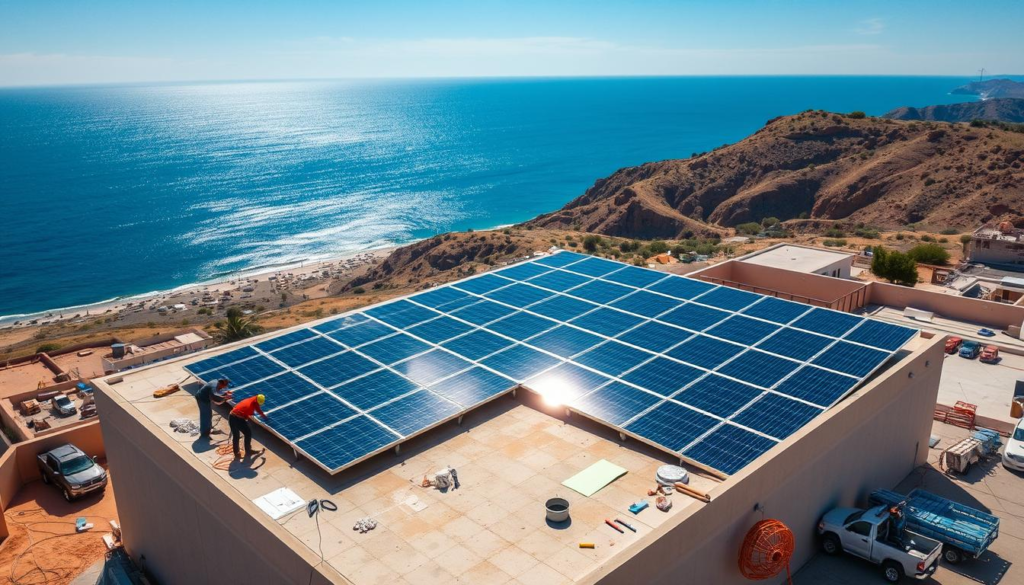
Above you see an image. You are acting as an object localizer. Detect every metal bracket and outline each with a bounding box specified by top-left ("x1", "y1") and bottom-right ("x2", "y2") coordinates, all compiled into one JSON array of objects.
[
  {"x1": 458, "y1": 415, "x2": 464, "y2": 425},
  {"x1": 292, "y1": 448, "x2": 299, "y2": 460},
  {"x1": 619, "y1": 432, "x2": 627, "y2": 442},
  {"x1": 394, "y1": 444, "x2": 401, "y2": 455}
]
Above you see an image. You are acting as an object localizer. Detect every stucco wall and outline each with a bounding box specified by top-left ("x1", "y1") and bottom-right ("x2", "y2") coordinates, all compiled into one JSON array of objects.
[
  {"x1": 867, "y1": 282, "x2": 1024, "y2": 331},
  {"x1": 590, "y1": 338, "x2": 943, "y2": 585},
  {"x1": 94, "y1": 384, "x2": 343, "y2": 585}
]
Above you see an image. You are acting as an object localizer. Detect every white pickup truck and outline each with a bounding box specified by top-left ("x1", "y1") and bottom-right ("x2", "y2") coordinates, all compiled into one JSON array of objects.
[{"x1": 818, "y1": 505, "x2": 942, "y2": 582}]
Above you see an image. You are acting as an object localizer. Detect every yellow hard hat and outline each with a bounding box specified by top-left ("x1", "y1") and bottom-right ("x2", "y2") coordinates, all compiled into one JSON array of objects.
[{"x1": 256, "y1": 394, "x2": 266, "y2": 405}]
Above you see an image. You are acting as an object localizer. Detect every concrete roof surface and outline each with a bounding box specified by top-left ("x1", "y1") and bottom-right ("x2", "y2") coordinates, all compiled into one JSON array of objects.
[{"x1": 740, "y1": 245, "x2": 853, "y2": 274}]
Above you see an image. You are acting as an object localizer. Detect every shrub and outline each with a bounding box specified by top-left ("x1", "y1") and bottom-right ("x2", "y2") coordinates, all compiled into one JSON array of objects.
[
  {"x1": 960, "y1": 234, "x2": 972, "y2": 244},
  {"x1": 582, "y1": 235, "x2": 602, "y2": 252},
  {"x1": 938, "y1": 237, "x2": 948, "y2": 244},
  {"x1": 924, "y1": 178, "x2": 937, "y2": 186},
  {"x1": 871, "y1": 246, "x2": 918, "y2": 286},
  {"x1": 822, "y1": 238, "x2": 848, "y2": 247},
  {"x1": 895, "y1": 233, "x2": 905, "y2": 240},
  {"x1": 940, "y1": 228, "x2": 959, "y2": 235},
  {"x1": 907, "y1": 243, "x2": 950, "y2": 265},
  {"x1": 848, "y1": 111, "x2": 867, "y2": 119},
  {"x1": 352, "y1": 286, "x2": 366, "y2": 294},
  {"x1": 854, "y1": 227, "x2": 879, "y2": 239},
  {"x1": 736, "y1": 222, "x2": 761, "y2": 235},
  {"x1": 798, "y1": 212, "x2": 810, "y2": 220},
  {"x1": 919, "y1": 234, "x2": 934, "y2": 242},
  {"x1": 761, "y1": 217, "x2": 780, "y2": 228},
  {"x1": 824, "y1": 227, "x2": 845, "y2": 238},
  {"x1": 35, "y1": 343, "x2": 61, "y2": 354},
  {"x1": 645, "y1": 240, "x2": 669, "y2": 255}
]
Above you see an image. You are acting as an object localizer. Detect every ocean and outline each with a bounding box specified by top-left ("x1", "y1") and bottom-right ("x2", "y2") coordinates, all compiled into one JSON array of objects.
[{"x1": 0, "y1": 76, "x2": 976, "y2": 319}]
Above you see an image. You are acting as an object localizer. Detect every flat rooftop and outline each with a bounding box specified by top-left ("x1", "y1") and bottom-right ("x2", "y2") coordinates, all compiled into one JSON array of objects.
[
  {"x1": 740, "y1": 245, "x2": 852, "y2": 274},
  {"x1": 100, "y1": 360, "x2": 706, "y2": 584},
  {"x1": 50, "y1": 351, "x2": 107, "y2": 379},
  {"x1": 0, "y1": 358, "x2": 57, "y2": 398}
]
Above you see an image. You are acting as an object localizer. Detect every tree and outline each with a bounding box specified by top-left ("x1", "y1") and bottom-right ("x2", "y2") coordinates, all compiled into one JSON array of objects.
[
  {"x1": 761, "y1": 217, "x2": 780, "y2": 228},
  {"x1": 907, "y1": 243, "x2": 950, "y2": 265},
  {"x1": 214, "y1": 307, "x2": 263, "y2": 343},
  {"x1": 848, "y1": 111, "x2": 867, "y2": 119},
  {"x1": 871, "y1": 246, "x2": 918, "y2": 286},
  {"x1": 582, "y1": 235, "x2": 602, "y2": 252}
]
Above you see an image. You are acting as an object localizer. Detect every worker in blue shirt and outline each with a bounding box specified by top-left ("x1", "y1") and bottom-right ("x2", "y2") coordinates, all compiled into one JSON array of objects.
[{"x1": 195, "y1": 379, "x2": 231, "y2": 438}]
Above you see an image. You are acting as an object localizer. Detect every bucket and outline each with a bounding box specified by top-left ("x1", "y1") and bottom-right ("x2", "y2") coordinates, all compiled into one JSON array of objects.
[
  {"x1": 545, "y1": 498, "x2": 570, "y2": 523},
  {"x1": 1011, "y1": 399, "x2": 1023, "y2": 419}
]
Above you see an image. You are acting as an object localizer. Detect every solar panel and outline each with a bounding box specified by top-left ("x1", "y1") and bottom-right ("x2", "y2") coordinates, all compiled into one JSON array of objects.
[{"x1": 180, "y1": 249, "x2": 916, "y2": 477}]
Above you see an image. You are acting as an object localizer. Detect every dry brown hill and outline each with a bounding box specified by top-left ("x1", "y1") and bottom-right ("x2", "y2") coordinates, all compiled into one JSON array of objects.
[
  {"x1": 884, "y1": 99, "x2": 1024, "y2": 124},
  {"x1": 526, "y1": 111, "x2": 1024, "y2": 237}
]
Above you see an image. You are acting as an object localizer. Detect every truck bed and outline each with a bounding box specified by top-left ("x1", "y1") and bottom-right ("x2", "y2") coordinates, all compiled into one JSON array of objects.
[{"x1": 870, "y1": 489, "x2": 999, "y2": 557}]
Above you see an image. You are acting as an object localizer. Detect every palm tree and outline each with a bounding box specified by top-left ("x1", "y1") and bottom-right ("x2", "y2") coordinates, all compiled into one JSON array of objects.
[{"x1": 214, "y1": 308, "x2": 263, "y2": 343}]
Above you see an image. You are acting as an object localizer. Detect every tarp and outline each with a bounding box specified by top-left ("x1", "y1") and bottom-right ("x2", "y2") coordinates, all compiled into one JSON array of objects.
[{"x1": 562, "y1": 459, "x2": 627, "y2": 497}]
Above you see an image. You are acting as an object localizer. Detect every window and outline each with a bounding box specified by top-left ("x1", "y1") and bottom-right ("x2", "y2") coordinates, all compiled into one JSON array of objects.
[{"x1": 847, "y1": 521, "x2": 872, "y2": 537}]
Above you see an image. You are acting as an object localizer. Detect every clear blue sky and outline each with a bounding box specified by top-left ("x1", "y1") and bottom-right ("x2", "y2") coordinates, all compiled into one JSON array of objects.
[{"x1": 1, "y1": 0, "x2": 1021, "y2": 86}]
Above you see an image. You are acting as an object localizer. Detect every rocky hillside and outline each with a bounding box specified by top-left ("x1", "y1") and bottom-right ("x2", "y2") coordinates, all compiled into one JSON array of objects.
[
  {"x1": 952, "y1": 78, "x2": 1024, "y2": 100},
  {"x1": 526, "y1": 111, "x2": 1024, "y2": 236},
  {"x1": 884, "y1": 99, "x2": 1024, "y2": 123}
]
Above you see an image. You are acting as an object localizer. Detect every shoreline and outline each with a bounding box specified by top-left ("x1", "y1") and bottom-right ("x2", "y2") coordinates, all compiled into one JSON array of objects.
[{"x1": 0, "y1": 245, "x2": 399, "y2": 330}]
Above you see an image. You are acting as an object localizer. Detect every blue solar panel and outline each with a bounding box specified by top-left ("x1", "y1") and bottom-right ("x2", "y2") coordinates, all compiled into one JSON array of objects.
[
  {"x1": 484, "y1": 283, "x2": 553, "y2": 308},
  {"x1": 571, "y1": 382, "x2": 661, "y2": 426},
  {"x1": 667, "y1": 335, "x2": 744, "y2": 370},
  {"x1": 448, "y1": 300, "x2": 516, "y2": 325},
  {"x1": 298, "y1": 351, "x2": 380, "y2": 389},
  {"x1": 486, "y1": 312, "x2": 558, "y2": 339},
  {"x1": 609, "y1": 290, "x2": 681, "y2": 318},
  {"x1": 200, "y1": 355, "x2": 284, "y2": 388},
  {"x1": 333, "y1": 370, "x2": 421, "y2": 410},
  {"x1": 296, "y1": 416, "x2": 399, "y2": 471},
  {"x1": 706, "y1": 315, "x2": 779, "y2": 345},
  {"x1": 231, "y1": 372, "x2": 321, "y2": 411},
  {"x1": 682, "y1": 424, "x2": 777, "y2": 475},
  {"x1": 368, "y1": 390, "x2": 461, "y2": 437},
  {"x1": 525, "y1": 362, "x2": 611, "y2": 404},
  {"x1": 646, "y1": 276, "x2": 715, "y2": 300},
  {"x1": 716, "y1": 350, "x2": 799, "y2": 388},
  {"x1": 453, "y1": 274, "x2": 514, "y2": 295},
  {"x1": 772, "y1": 366, "x2": 859, "y2": 407},
  {"x1": 617, "y1": 321, "x2": 693, "y2": 353},
  {"x1": 392, "y1": 349, "x2": 473, "y2": 387},
  {"x1": 428, "y1": 367, "x2": 514, "y2": 407},
  {"x1": 533, "y1": 251, "x2": 589, "y2": 267},
  {"x1": 626, "y1": 401, "x2": 718, "y2": 452},
  {"x1": 812, "y1": 341, "x2": 890, "y2": 377},
  {"x1": 529, "y1": 295, "x2": 599, "y2": 322},
  {"x1": 741, "y1": 297, "x2": 810, "y2": 325},
  {"x1": 405, "y1": 316, "x2": 474, "y2": 344},
  {"x1": 358, "y1": 334, "x2": 432, "y2": 365},
  {"x1": 844, "y1": 320, "x2": 916, "y2": 351},
  {"x1": 570, "y1": 307, "x2": 645, "y2": 337},
  {"x1": 528, "y1": 326, "x2": 604, "y2": 358},
  {"x1": 573, "y1": 341, "x2": 653, "y2": 377},
  {"x1": 311, "y1": 313, "x2": 371, "y2": 334},
  {"x1": 366, "y1": 300, "x2": 441, "y2": 329},
  {"x1": 564, "y1": 256, "x2": 626, "y2": 277},
  {"x1": 440, "y1": 329, "x2": 514, "y2": 361},
  {"x1": 673, "y1": 375, "x2": 762, "y2": 418},
  {"x1": 658, "y1": 303, "x2": 730, "y2": 331},
  {"x1": 696, "y1": 287, "x2": 761, "y2": 312},
  {"x1": 621, "y1": 357, "x2": 703, "y2": 398},
  {"x1": 255, "y1": 329, "x2": 318, "y2": 352},
  {"x1": 732, "y1": 393, "x2": 824, "y2": 440},
  {"x1": 527, "y1": 269, "x2": 593, "y2": 292},
  {"x1": 497, "y1": 262, "x2": 552, "y2": 281},
  {"x1": 326, "y1": 320, "x2": 395, "y2": 348},
  {"x1": 755, "y1": 328, "x2": 834, "y2": 361},
  {"x1": 792, "y1": 308, "x2": 864, "y2": 338},
  {"x1": 186, "y1": 346, "x2": 259, "y2": 375},
  {"x1": 569, "y1": 280, "x2": 634, "y2": 304},
  {"x1": 266, "y1": 393, "x2": 357, "y2": 440},
  {"x1": 410, "y1": 286, "x2": 473, "y2": 309},
  {"x1": 481, "y1": 344, "x2": 561, "y2": 381},
  {"x1": 270, "y1": 336, "x2": 346, "y2": 368},
  {"x1": 602, "y1": 265, "x2": 668, "y2": 288}
]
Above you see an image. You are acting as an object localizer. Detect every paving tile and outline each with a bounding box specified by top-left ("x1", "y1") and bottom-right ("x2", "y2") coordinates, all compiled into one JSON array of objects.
[
  {"x1": 380, "y1": 547, "x2": 431, "y2": 576},
  {"x1": 514, "y1": 529, "x2": 564, "y2": 562},
  {"x1": 490, "y1": 544, "x2": 541, "y2": 577},
  {"x1": 545, "y1": 546, "x2": 599, "y2": 580},
  {"x1": 434, "y1": 543, "x2": 484, "y2": 576},
  {"x1": 463, "y1": 529, "x2": 512, "y2": 558},
  {"x1": 515, "y1": 562, "x2": 571, "y2": 585},
  {"x1": 456, "y1": 560, "x2": 513, "y2": 584}
]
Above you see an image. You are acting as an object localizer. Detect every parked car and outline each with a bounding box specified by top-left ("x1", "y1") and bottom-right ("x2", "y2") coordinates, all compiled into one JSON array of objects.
[
  {"x1": 51, "y1": 395, "x2": 77, "y2": 417},
  {"x1": 944, "y1": 337, "x2": 963, "y2": 354},
  {"x1": 979, "y1": 345, "x2": 1000, "y2": 364},
  {"x1": 818, "y1": 504, "x2": 942, "y2": 582},
  {"x1": 37, "y1": 444, "x2": 108, "y2": 501},
  {"x1": 1003, "y1": 418, "x2": 1024, "y2": 473},
  {"x1": 959, "y1": 341, "x2": 981, "y2": 359}
]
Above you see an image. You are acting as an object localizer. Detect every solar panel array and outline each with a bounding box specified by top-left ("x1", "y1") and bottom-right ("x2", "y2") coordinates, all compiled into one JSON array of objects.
[{"x1": 184, "y1": 251, "x2": 916, "y2": 476}]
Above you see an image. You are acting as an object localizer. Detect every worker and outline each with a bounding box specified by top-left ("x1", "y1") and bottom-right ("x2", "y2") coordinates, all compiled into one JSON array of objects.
[
  {"x1": 195, "y1": 379, "x2": 231, "y2": 438},
  {"x1": 229, "y1": 394, "x2": 268, "y2": 459}
]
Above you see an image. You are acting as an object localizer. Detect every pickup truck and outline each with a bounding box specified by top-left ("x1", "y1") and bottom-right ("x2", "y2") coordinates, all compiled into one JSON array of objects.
[
  {"x1": 37, "y1": 443, "x2": 108, "y2": 501},
  {"x1": 870, "y1": 489, "x2": 999, "y2": 564},
  {"x1": 51, "y1": 395, "x2": 77, "y2": 417},
  {"x1": 818, "y1": 504, "x2": 942, "y2": 582}
]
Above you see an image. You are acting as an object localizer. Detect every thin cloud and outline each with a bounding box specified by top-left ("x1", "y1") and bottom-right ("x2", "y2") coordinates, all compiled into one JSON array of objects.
[{"x1": 854, "y1": 18, "x2": 885, "y2": 36}]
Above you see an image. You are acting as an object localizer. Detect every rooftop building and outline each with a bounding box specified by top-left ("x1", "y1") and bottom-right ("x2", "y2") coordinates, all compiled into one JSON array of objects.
[
  {"x1": 100, "y1": 328, "x2": 213, "y2": 372},
  {"x1": 739, "y1": 244, "x2": 854, "y2": 279},
  {"x1": 92, "y1": 250, "x2": 941, "y2": 584},
  {"x1": 967, "y1": 222, "x2": 1024, "y2": 268}
]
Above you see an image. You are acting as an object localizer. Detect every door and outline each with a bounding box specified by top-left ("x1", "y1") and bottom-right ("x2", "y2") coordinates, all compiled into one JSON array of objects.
[{"x1": 844, "y1": 521, "x2": 874, "y2": 558}]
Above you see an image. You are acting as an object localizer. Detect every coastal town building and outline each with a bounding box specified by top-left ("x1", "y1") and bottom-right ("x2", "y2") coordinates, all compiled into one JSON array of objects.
[
  {"x1": 738, "y1": 244, "x2": 854, "y2": 279},
  {"x1": 91, "y1": 250, "x2": 940, "y2": 585},
  {"x1": 967, "y1": 221, "x2": 1024, "y2": 267},
  {"x1": 100, "y1": 328, "x2": 212, "y2": 372}
]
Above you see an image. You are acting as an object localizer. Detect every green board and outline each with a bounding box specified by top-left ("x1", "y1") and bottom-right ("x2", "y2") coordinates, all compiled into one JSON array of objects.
[{"x1": 562, "y1": 459, "x2": 628, "y2": 497}]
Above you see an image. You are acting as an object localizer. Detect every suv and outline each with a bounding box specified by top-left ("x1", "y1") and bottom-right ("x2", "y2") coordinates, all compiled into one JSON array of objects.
[
  {"x1": 958, "y1": 341, "x2": 981, "y2": 359},
  {"x1": 37, "y1": 444, "x2": 107, "y2": 501},
  {"x1": 51, "y1": 395, "x2": 77, "y2": 417}
]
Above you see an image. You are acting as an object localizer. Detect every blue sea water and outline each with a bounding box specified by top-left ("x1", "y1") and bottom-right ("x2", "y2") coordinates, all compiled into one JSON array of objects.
[{"x1": 0, "y1": 76, "x2": 976, "y2": 318}]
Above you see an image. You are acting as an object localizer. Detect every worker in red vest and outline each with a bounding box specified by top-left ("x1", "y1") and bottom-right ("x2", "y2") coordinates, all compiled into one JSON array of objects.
[{"x1": 229, "y1": 394, "x2": 268, "y2": 459}]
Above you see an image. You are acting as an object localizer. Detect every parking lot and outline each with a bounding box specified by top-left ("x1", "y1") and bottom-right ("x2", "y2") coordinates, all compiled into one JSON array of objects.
[
  {"x1": 793, "y1": 421, "x2": 1022, "y2": 585},
  {"x1": 938, "y1": 350, "x2": 1024, "y2": 426}
]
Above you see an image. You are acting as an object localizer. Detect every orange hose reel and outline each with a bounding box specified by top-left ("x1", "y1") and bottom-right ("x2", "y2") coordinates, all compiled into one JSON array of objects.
[{"x1": 738, "y1": 519, "x2": 795, "y2": 583}]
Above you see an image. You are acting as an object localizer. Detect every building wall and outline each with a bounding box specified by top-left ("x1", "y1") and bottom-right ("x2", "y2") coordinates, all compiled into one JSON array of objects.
[
  {"x1": 590, "y1": 337, "x2": 944, "y2": 585},
  {"x1": 969, "y1": 238, "x2": 1024, "y2": 266},
  {"x1": 693, "y1": 260, "x2": 866, "y2": 309},
  {"x1": 867, "y1": 281, "x2": 1024, "y2": 331},
  {"x1": 93, "y1": 385, "x2": 344, "y2": 585}
]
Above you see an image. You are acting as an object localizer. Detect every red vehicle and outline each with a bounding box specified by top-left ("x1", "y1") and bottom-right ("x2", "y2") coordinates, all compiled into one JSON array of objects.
[
  {"x1": 980, "y1": 345, "x2": 1000, "y2": 363},
  {"x1": 945, "y1": 336, "x2": 963, "y2": 354}
]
